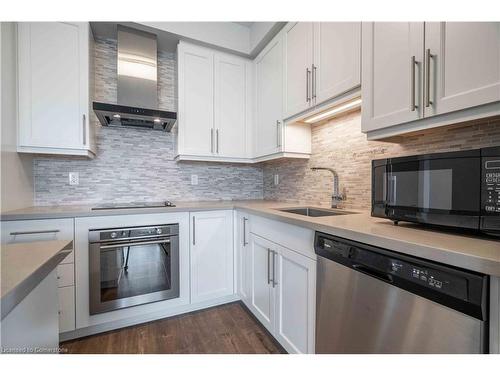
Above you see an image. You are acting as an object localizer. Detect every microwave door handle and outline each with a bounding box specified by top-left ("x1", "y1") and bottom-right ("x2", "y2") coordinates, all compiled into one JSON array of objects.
[
  {"x1": 385, "y1": 165, "x2": 391, "y2": 207},
  {"x1": 387, "y1": 174, "x2": 392, "y2": 206},
  {"x1": 391, "y1": 176, "x2": 396, "y2": 205}
]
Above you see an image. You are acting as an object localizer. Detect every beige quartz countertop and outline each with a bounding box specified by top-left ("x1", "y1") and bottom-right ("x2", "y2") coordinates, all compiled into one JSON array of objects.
[
  {"x1": 0, "y1": 200, "x2": 243, "y2": 220},
  {"x1": 1, "y1": 240, "x2": 72, "y2": 319},
  {"x1": 1, "y1": 200, "x2": 499, "y2": 276}
]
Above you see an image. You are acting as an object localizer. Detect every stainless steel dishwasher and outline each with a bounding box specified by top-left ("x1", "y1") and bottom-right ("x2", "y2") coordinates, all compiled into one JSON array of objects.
[{"x1": 314, "y1": 232, "x2": 489, "y2": 354}]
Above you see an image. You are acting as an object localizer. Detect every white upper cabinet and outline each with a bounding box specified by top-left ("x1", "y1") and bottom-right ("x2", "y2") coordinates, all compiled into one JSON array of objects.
[
  {"x1": 361, "y1": 22, "x2": 425, "y2": 132},
  {"x1": 17, "y1": 22, "x2": 95, "y2": 157},
  {"x1": 177, "y1": 42, "x2": 252, "y2": 162},
  {"x1": 177, "y1": 43, "x2": 214, "y2": 157},
  {"x1": 255, "y1": 36, "x2": 284, "y2": 158},
  {"x1": 313, "y1": 22, "x2": 361, "y2": 105},
  {"x1": 424, "y1": 22, "x2": 500, "y2": 117},
  {"x1": 283, "y1": 22, "x2": 362, "y2": 120},
  {"x1": 214, "y1": 53, "x2": 250, "y2": 158},
  {"x1": 362, "y1": 22, "x2": 500, "y2": 138},
  {"x1": 283, "y1": 22, "x2": 314, "y2": 118}
]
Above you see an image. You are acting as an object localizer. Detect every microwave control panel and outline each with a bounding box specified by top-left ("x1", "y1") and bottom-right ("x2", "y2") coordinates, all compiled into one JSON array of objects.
[{"x1": 482, "y1": 157, "x2": 500, "y2": 214}]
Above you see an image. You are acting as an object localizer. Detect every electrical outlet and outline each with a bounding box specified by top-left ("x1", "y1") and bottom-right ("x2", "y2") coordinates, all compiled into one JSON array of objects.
[
  {"x1": 69, "y1": 172, "x2": 79, "y2": 185},
  {"x1": 274, "y1": 174, "x2": 279, "y2": 186},
  {"x1": 191, "y1": 174, "x2": 198, "y2": 185}
]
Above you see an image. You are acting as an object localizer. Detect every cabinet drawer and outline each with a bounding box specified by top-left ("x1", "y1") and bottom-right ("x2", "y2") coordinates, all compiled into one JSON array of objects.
[
  {"x1": 57, "y1": 263, "x2": 74, "y2": 288},
  {"x1": 1, "y1": 218, "x2": 74, "y2": 264},
  {"x1": 58, "y1": 286, "x2": 75, "y2": 333}
]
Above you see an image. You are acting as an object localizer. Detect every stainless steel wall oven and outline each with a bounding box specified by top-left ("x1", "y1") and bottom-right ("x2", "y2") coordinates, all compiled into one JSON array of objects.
[{"x1": 89, "y1": 224, "x2": 179, "y2": 314}]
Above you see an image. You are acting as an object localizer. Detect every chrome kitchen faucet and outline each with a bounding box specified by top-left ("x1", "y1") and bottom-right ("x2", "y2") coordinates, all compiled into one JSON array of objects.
[{"x1": 311, "y1": 167, "x2": 346, "y2": 208}]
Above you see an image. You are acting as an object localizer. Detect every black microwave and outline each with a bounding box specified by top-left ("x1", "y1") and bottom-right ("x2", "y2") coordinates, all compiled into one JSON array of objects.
[{"x1": 372, "y1": 146, "x2": 500, "y2": 236}]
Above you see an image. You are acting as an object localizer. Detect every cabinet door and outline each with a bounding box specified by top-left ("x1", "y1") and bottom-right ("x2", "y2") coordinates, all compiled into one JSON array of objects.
[
  {"x1": 274, "y1": 245, "x2": 316, "y2": 354},
  {"x1": 424, "y1": 22, "x2": 500, "y2": 117},
  {"x1": 214, "y1": 54, "x2": 248, "y2": 158},
  {"x1": 58, "y1": 285, "x2": 75, "y2": 333},
  {"x1": 18, "y1": 22, "x2": 88, "y2": 150},
  {"x1": 361, "y1": 22, "x2": 425, "y2": 132},
  {"x1": 284, "y1": 22, "x2": 314, "y2": 118},
  {"x1": 249, "y1": 234, "x2": 275, "y2": 332},
  {"x1": 255, "y1": 37, "x2": 284, "y2": 157},
  {"x1": 190, "y1": 211, "x2": 234, "y2": 303},
  {"x1": 314, "y1": 22, "x2": 361, "y2": 105},
  {"x1": 178, "y1": 43, "x2": 214, "y2": 156},
  {"x1": 236, "y1": 212, "x2": 251, "y2": 304}
]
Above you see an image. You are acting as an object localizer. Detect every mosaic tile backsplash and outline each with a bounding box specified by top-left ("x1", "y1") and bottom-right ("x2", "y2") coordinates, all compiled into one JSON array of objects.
[
  {"x1": 263, "y1": 112, "x2": 500, "y2": 210},
  {"x1": 33, "y1": 37, "x2": 263, "y2": 206}
]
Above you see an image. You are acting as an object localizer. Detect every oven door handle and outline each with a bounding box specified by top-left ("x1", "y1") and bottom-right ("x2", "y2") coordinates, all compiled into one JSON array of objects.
[{"x1": 99, "y1": 239, "x2": 171, "y2": 250}]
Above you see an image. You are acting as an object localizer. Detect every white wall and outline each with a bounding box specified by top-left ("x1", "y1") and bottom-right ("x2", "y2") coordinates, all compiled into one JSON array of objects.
[
  {"x1": 136, "y1": 22, "x2": 284, "y2": 57},
  {"x1": 139, "y1": 22, "x2": 251, "y2": 55},
  {"x1": 1, "y1": 22, "x2": 34, "y2": 211}
]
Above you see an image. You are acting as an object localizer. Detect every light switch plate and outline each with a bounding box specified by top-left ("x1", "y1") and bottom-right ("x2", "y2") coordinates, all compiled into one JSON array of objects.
[
  {"x1": 191, "y1": 174, "x2": 198, "y2": 185},
  {"x1": 69, "y1": 172, "x2": 79, "y2": 185}
]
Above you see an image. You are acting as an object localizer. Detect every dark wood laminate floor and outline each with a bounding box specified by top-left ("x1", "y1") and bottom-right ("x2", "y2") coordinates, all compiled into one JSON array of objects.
[{"x1": 61, "y1": 302, "x2": 285, "y2": 354}]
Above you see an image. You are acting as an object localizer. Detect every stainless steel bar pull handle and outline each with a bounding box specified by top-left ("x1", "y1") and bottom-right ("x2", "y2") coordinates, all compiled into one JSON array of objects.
[
  {"x1": 312, "y1": 64, "x2": 317, "y2": 100},
  {"x1": 216, "y1": 129, "x2": 219, "y2": 154},
  {"x1": 267, "y1": 248, "x2": 271, "y2": 284},
  {"x1": 306, "y1": 68, "x2": 311, "y2": 102},
  {"x1": 210, "y1": 128, "x2": 214, "y2": 153},
  {"x1": 242, "y1": 217, "x2": 248, "y2": 246},
  {"x1": 100, "y1": 239, "x2": 171, "y2": 250},
  {"x1": 192, "y1": 216, "x2": 196, "y2": 245},
  {"x1": 82, "y1": 114, "x2": 86, "y2": 145},
  {"x1": 410, "y1": 56, "x2": 418, "y2": 111},
  {"x1": 276, "y1": 120, "x2": 281, "y2": 148},
  {"x1": 272, "y1": 251, "x2": 277, "y2": 287},
  {"x1": 10, "y1": 229, "x2": 60, "y2": 236},
  {"x1": 425, "y1": 49, "x2": 433, "y2": 108}
]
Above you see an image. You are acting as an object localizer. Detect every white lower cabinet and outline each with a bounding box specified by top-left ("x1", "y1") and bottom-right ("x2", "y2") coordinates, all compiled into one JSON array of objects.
[
  {"x1": 58, "y1": 285, "x2": 76, "y2": 333},
  {"x1": 274, "y1": 244, "x2": 316, "y2": 354},
  {"x1": 236, "y1": 211, "x2": 251, "y2": 304},
  {"x1": 190, "y1": 211, "x2": 234, "y2": 303},
  {"x1": 248, "y1": 235, "x2": 275, "y2": 331},
  {"x1": 1, "y1": 218, "x2": 76, "y2": 333},
  {"x1": 246, "y1": 232, "x2": 316, "y2": 353}
]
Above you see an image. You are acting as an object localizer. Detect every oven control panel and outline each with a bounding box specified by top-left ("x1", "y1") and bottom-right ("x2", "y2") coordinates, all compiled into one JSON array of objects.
[
  {"x1": 89, "y1": 224, "x2": 180, "y2": 243},
  {"x1": 482, "y1": 157, "x2": 500, "y2": 214}
]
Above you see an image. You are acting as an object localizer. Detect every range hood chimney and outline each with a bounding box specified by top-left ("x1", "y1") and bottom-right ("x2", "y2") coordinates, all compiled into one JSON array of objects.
[{"x1": 93, "y1": 25, "x2": 176, "y2": 132}]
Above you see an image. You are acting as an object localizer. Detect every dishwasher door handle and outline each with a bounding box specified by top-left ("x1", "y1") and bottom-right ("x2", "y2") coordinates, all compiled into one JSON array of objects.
[{"x1": 352, "y1": 264, "x2": 393, "y2": 283}]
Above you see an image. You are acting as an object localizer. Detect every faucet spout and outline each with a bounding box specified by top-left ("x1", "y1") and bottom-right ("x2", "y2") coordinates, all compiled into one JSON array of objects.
[{"x1": 310, "y1": 167, "x2": 345, "y2": 208}]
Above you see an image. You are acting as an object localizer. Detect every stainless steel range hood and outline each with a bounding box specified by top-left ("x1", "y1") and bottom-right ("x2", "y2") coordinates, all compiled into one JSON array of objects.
[{"x1": 93, "y1": 25, "x2": 176, "y2": 131}]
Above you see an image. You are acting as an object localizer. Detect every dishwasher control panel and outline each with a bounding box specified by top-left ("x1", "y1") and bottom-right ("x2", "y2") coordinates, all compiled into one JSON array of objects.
[
  {"x1": 389, "y1": 260, "x2": 468, "y2": 301},
  {"x1": 353, "y1": 248, "x2": 469, "y2": 301}
]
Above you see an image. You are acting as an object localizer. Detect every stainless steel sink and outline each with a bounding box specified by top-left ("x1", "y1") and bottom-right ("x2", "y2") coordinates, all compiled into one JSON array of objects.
[{"x1": 276, "y1": 207, "x2": 356, "y2": 217}]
